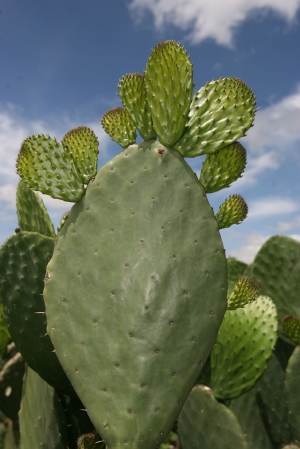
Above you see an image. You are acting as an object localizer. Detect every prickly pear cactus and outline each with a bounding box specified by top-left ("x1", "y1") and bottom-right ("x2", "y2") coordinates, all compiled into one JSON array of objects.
[{"x1": 13, "y1": 40, "x2": 256, "y2": 449}]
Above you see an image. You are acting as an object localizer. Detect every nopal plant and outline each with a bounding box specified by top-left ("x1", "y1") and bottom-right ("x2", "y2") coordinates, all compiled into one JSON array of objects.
[{"x1": 0, "y1": 40, "x2": 259, "y2": 448}]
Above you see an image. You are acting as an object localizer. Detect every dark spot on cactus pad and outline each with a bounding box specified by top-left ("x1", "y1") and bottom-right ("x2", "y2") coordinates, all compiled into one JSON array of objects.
[
  {"x1": 45, "y1": 272, "x2": 50, "y2": 281},
  {"x1": 15, "y1": 227, "x2": 20, "y2": 233},
  {"x1": 155, "y1": 349, "x2": 159, "y2": 353}
]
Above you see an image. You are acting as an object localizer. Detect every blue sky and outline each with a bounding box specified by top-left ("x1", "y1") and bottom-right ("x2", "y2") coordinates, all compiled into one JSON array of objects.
[{"x1": 0, "y1": 0, "x2": 300, "y2": 262}]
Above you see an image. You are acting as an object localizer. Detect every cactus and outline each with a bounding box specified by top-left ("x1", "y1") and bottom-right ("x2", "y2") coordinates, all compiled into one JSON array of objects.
[
  {"x1": 211, "y1": 295, "x2": 277, "y2": 400},
  {"x1": 0, "y1": 353, "x2": 25, "y2": 426},
  {"x1": 178, "y1": 385, "x2": 247, "y2": 448},
  {"x1": 285, "y1": 346, "x2": 300, "y2": 445},
  {"x1": 0, "y1": 39, "x2": 259, "y2": 447}
]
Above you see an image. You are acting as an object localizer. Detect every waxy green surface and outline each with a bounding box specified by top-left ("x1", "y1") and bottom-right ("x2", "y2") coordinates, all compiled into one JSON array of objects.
[
  {"x1": 178, "y1": 385, "x2": 247, "y2": 449},
  {"x1": 211, "y1": 296, "x2": 277, "y2": 399},
  {"x1": 0, "y1": 232, "x2": 75, "y2": 397},
  {"x1": 16, "y1": 180, "x2": 55, "y2": 237},
  {"x1": 285, "y1": 346, "x2": 300, "y2": 444},
  {"x1": 44, "y1": 140, "x2": 227, "y2": 449}
]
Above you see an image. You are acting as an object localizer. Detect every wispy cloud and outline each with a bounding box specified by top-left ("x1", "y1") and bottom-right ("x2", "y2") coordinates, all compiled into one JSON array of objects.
[
  {"x1": 248, "y1": 197, "x2": 299, "y2": 219},
  {"x1": 129, "y1": 0, "x2": 300, "y2": 47},
  {"x1": 245, "y1": 84, "x2": 300, "y2": 154},
  {"x1": 228, "y1": 233, "x2": 269, "y2": 263},
  {"x1": 278, "y1": 216, "x2": 300, "y2": 231}
]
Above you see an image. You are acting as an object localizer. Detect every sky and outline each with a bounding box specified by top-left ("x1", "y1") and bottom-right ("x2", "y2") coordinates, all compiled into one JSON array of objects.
[{"x1": 0, "y1": 0, "x2": 300, "y2": 263}]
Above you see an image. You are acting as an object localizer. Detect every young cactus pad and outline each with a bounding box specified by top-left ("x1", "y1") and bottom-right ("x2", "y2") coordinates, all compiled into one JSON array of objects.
[{"x1": 44, "y1": 140, "x2": 228, "y2": 449}]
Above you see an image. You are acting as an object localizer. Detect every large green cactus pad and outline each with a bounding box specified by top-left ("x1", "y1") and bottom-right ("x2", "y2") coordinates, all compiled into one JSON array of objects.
[
  {"x1": 178, "y1": 385, "x2": 247, "y2": 449},
  {"x1": 211, "y1": 296, "x2": 277, "y2": 399},
  {"x1": 44, "y1": 140, "x2": 227, "y2": 449},
  {"x1": 256, "y1": 355, "x2": 293, "y2": 447},
  {"x1": 285, "y1": 346, "x2": 300, "y2": 444},
  {"x1": 174, "y1": 77, "x2": 256, "y2": 157},
  {"x1": 229, "y1": 388, "x2": 274, "y2": 449},
  {"x1": 16, "y1": 181, "x2": 55, "y2": 237},
  {"x1": 250, "y1": 235, "x2": 300, "y2": 342},
  {"x1": 0, "y1": 304, "x2": 10, "y2": 358},
  {"x1": 19, "y1": 367, "x2": 70, "y2": 449},
  {"x1": 144, "y1": 41, "x2": 193, "y2": 146},
  {"x1": 0, "y1": 232, "x2": 75, "y2": 397}
]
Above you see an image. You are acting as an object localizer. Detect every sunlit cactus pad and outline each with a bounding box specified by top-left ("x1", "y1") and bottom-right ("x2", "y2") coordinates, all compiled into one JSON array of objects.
[
  {"x1": 211, "y1": 295, "x2": 277, "y2": 399},
  {"x1": 44, "y1": 140, "x2": 227, "y2": 449}
]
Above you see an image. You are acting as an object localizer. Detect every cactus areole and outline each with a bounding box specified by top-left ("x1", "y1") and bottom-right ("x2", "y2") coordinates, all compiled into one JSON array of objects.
[{"x1": 44, "y1": 141, "x2": 227, "y2": 449}]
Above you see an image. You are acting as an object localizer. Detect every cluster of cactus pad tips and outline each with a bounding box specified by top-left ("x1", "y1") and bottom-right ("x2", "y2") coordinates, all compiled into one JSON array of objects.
[{"x1": 2, "y1": 39, "x2": 291, "y2": 449}]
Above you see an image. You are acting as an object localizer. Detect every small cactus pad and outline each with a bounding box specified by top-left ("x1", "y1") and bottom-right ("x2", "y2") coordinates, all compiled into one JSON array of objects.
[
  {"x1": 61, "y1": 126, "x2": 99, "y2": 185},
  {"x1": 215, "y1": 194, "x2": 248, "y2": 229},
  {"x1": 16, "y1": 180, "x2": 55, "y2": 237},
  {"x1": 211, "y1": 296, "x2": 277, "y2": 399},
  {"x1": 250, "y1": 235, "x2": 300, "y2": 341},
  {"x1": 282, "y1": 315, "x2": 300, "y2": 345},
  {"x1": 178, "y1": 385, "x2": 247, "y2": 449},
  {"x1": 101, "y1": 107, "x2": 136, "y2": 148},
  {"x1": 174, "y1": 77, "x2": 256, "y2": 157},
  {"x1": 0, "y1": 352, "x2": 25, "y2": 424},
  {"x1": 144, "y1": 40, "x2": 193, "y2": 146},
  {"x1": 199, "y1": 142, "x2": 247, "y2": 193},
  {"x1": 77, "y1": 431, "x2": 104, "y2": 449},
  {"x1": 227, "y1": 257, "x2": 248, "y2": 296},
  {"x1": 19, "y1": 367, "x2": 70, "y2": 449},
  {"x1": 0, "y1": 304, "x2": 10, "y2": 358},
  {"x1": 229, "y1": 388, "x2": 274, "y2": 449},
  {"x1": 227, "y1": 276, "x2": 260, "y2": 310},
  {"x1": 118, "y1": 73, "x2": 156, "y2": 141},
  {"x1": 44, "y1": 140, "x2": 227, "y2": 449},
  {"x1": 0, "y1": 232, "x2": 75, "y2": 397},
  {"x1": 256, "y1": 355, "x2": 293, "y2": 447},
  {"x1": 285, "y1": 346, "x2": 300, "y2": 443},
  {"x1": 16, "y1": 133, "x2": 86, "y2": 202}
]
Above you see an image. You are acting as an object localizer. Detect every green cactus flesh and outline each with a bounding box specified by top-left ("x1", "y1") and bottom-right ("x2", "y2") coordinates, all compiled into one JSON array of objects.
[
  {"x1": 0, "y1": 232, "x2": 75, "y2": 397},
  {"x1": 256, "y1": 355, "x2": 293, "y2": 447},
  {"x1": 211, "y1": 296, "x2": 277, "y2": 400},
  {"x1": 227, "y1": 257, "x2": 248, "y2": 296},
  {"x1": 227, "y1": 275, "x2": 260, "y2": 310},
  {"x1": 0, "y1": 304, "x2": 10, "y2": 358},
  {"x1": 199, "y1": 141, "x2": 247, "y2": 193},
  {"x1": 285, "y1": 346, "x2": 300, "y2": 444},
  {"x1": 16, "y1": 133, "x2": 87, "y2": 202},
  {"x1": 0, "y1": 353, "x2": 25, "y2": 424},
  {"x1": 101, "y1": 107, "x2": 136, "y2": 149},
  {"x1": 144, "y1": 41, "x2": 193, "y2": 146},
  {"x1": 216, "y1": 194, "x2": 248, "y2": 229},
  {"x1": 229, "y1": 387, "x2": 274, "y2": 449},
  {"x1": 174, "y1": 77, "x2": 256, "y2": 157},
  {"x1": 44, "y1": 140, "x2": 227, "y2": 449},
  {"x1": 16, "y1": 180, "x2": 55, "y2": 237},
  {"x1": 19, "y1": 367, "x2": 70, "y2": 449},
  {"x1": 178, "y1": 385, "x2": 247, "y2": 449},
  {"x1": 118, "y1": 73, "x2": 156, "y2": 141},
  {"x1": 282, "y1": 315, "x2": 300, "y2": 345},
  {"x1": 61, "y1": 126, "x2": 99, "y2": 185},
  {"x1": 249, "y1": 235, "x2": 300, "y2": 342}
]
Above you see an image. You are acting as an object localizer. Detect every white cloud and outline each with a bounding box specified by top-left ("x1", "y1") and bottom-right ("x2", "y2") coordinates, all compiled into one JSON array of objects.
[
  {"x1": 290, "y1": 234, "x2": 300, "y2": 242},
  {"x1": 248, "y1": 197, "x2": 299, "y2": 219},
  {"x1": 278, "y1": 216, "x2": 300, "y2": 231},
  {"x1": 228, "y1": 233, "x2": 269, "y2": 263},
  {"x1": 245, "y1": 85, "x2": 300, "y2": 154},
  {"x1": 129, "y1": 0, "x2": 300, "y2": 46}
]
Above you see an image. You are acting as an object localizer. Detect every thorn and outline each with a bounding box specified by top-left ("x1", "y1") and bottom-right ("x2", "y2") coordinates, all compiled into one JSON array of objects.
[{"x1": 34, "y1": 311, "x2": 46, "y2": 314}]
